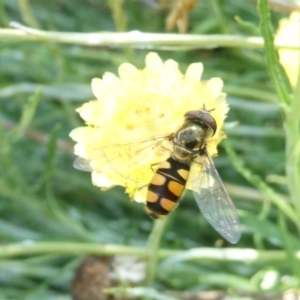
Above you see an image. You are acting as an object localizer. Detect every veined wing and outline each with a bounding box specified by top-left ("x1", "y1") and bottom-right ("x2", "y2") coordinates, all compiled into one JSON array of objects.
[
  {"x1": 74, "y1": 134, "x2": 173, "y2": 174},
  {"x1": 74, "y1": 157, "x2": 93, "y2": 172},
  {"x1": 192, "y1": 154, "x2": 241, "y2": 244}
]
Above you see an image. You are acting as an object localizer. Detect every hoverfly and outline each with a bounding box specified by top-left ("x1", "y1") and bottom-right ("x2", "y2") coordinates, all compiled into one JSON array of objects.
[{"x1": 74, "y1": 109, "x2": 241, "y2": 244}]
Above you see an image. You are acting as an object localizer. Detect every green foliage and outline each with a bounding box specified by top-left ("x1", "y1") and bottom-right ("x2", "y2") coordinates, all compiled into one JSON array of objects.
[{"x1": 0, "y1": 0, "x2": 299, "y2": 299}]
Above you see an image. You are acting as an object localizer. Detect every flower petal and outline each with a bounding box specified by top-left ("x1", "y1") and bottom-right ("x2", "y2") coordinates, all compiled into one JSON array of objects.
[{"x1": 185, "y1": 63, "x2": 203, "y2": 82}]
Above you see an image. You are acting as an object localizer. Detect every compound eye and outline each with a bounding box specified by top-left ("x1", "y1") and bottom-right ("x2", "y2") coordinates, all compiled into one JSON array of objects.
[
  {"x1": 184, "y1": 110, "x2": 217, "y2": 136},
  {"x1": 200, "y1": 111, "x2": 217, "y2": 136}
]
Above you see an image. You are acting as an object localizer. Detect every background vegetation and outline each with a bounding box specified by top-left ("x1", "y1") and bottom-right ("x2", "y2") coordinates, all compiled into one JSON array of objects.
[{"x1": 0, "y1": 0, "x2": 299, "y2": 299}]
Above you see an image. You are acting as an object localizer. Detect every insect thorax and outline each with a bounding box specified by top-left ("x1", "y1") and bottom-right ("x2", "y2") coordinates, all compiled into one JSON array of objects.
[{"x1": 172, "y1": 120, "x2": 211, "y2": 163}]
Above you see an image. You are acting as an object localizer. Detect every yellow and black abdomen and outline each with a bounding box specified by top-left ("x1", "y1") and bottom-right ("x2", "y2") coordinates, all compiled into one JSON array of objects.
[{"x1": 146, "y1": 157, "x2": 190, "y2": 219}]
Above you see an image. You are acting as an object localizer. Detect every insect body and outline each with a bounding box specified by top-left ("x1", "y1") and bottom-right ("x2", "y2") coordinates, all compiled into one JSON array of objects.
[
  {"x1": 146, "y1": 156, "x2": 190, "y2": 219},
  {"x1": 146, "y1": 110, "x2": 215, "y2": 219},
  {"x1": 74, "y1": 109, "x2": 241, "y2": 244}
]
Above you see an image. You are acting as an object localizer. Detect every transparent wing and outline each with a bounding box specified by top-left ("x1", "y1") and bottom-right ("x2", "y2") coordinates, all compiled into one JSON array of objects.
[
  {"x1": 192, "y1": 154, "x2": 241, "y2": 244},
  {"x1": 74, "y1": 134, "x2": 173, "y2": 175},
  {"x1": 73, "y1": 157, "x2": 93, "y2": 172}
]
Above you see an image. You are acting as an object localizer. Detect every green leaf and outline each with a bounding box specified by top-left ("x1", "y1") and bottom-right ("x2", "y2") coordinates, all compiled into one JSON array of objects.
[
  {"x1": 11, "y1": 87, "x2": 41, "y2": 141},
  {"x1": 235, "y1": 15, "x2": 260, "y2": 36},
  {"x1": 257, "y1": 0, "x2": 292, "y2": 106}
]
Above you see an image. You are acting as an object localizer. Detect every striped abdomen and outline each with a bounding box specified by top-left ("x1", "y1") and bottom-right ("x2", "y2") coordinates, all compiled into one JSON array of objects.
[{"x1": 146, "y1": 157, "x2": 191, "y2": 219}]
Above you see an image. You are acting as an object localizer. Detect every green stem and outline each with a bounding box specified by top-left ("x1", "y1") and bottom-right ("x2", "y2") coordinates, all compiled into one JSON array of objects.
[
  {"x1": 107, "y1": 0, "x2": 127, "y2": 32},
  {"x1": 257, "y1": 0, "x2": 291, "y2": 105},
  {"x1": 223, "y1": 139, "x2": 299, "y2": 228},
  {"x1": 0, "y1": 0, "x2": 9, "y2": 27},
  {"x1": 2, "y1": 23, "x2": 300, "y2": 50},
  {"x1": 107, "y1": 0, "x2": 135, "y2": 63},
  {"x1": 18, "y1": 0, "x2": 39, "y2": 28},
  {"x1": 253, "y1": 196, "x2": 271, "y2": 250},
  {"x1": 224, "y1": 85, "x2": 276, "y2": 103},
  {"x1": 285, "y1": 62, "x2": 300, "y2": 213},
  {"x1": 257, "y1": 0, "x2": 300, "y2": 214},
  {"x1": 278, "y1": 212, "x2": 300, "y2": 277},
  {"x1": 145, "y1": 218, "x2": 168, "y2": 286},
  {"x1": 285, "y1": 120, "x2": 300, "y2": 212},
  {"x1": 208, "y1": 0, "x2": 229, "y2": 34},
  {"x1": 0, "y1": 242, "x2": 299, "y2": 263}
]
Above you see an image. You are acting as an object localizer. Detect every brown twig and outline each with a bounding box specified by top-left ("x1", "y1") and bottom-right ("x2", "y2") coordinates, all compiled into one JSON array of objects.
[{"x1": 1, "y1": 119, "x2": 74, "y2": 153}]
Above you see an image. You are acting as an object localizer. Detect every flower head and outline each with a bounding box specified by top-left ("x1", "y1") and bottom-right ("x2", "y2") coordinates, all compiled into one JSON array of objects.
[
  {"x1": 70, "y1": 52, "x2": 228, "y2": 202},
  {"x1": 276, "y1": 11, "x2": 300, "y2": 87}
]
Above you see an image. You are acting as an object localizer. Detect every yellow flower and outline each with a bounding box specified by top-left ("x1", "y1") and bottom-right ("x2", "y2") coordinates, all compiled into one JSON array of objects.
[
  {"x1": 276, "y1": 11, "x2": 300, "y2": 87},
  {"x1": 69, "y1": 52, "x2": 228, "y2": 203}
]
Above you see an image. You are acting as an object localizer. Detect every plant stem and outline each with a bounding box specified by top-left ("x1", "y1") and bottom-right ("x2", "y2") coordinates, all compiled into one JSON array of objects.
[
  {"x1": 1, "y1": 242, "x2": 299, "y2": 263},
  {"x1": 208, "y1": 0, "x2": 229, "y2": 34},
  {"x1": 108, "y1": 0, "x2": 127, "y2": 32},
  {"x1": 223, "y1": 139, "x2": 299, "y2": 227},
  {"x1": 145, "y1": 218, "x2": 168, "y2": 286},
  {"x1": 18, "y1": 0, "x2": 39, "y2": 28},
  {"x1": 1, "y1": 22, "x2": 300, "y2": 50},
  {"x1": 257, "y1": 0, "x2": 300, "y2": 215},
  {"x1": 285, "y1": 67, "x2": 300, "y2": 212}
]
